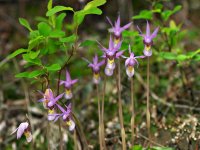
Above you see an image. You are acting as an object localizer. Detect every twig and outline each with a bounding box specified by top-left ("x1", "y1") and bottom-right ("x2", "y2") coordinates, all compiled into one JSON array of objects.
[{"x1": 138, "y1": 133, "x2": 164, "y2": 147}]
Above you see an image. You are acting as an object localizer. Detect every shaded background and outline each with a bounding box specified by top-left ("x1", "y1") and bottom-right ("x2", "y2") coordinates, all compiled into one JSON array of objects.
[{"x1": 0, "y1": 0, "x2": 200, "y2": 149}]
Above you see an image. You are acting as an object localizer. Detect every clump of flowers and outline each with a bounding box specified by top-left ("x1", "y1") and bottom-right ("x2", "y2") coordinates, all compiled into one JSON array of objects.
[
  {"x1": 84, "y1": 54, "x2": 105, "y2": 84},
  {"x1": 60, "y1": 70, "x2": 78, "y2": 100},
  {"x1": 11, "y1": 121, "x2": 32, "y2": 143},
  {"x1": 38, "y1": 89, "x2": 64, "y2": 121},
  {"x1": 99, "y1": 36, "x2": 124, "y2": 76},
  {"x1": 50, "y1": 103, "x2": 75, "y2": 131},
  {"x1": 123, "y1": 45, "x2": 145, "y2": 78},
  {"x1": 137, "y1": 21, "x2": 159, "y2": 57},
  {"x1": 107, "y1": 15, "x2": 132, "y2": 44},
  {"x1": 37, "y1": 88, "x2": 53, "y2": 109}
]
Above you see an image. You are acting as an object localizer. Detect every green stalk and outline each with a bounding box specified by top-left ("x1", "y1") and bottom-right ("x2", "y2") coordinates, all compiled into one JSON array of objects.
[
  {"x1": 116, "y1": 60, "x2": 126, "y2": 150},
  {"x1": 130, "y1": 78, "x2": 135, "y2": 146},
  {"x1": 96, "y1": 84, "x2": 103, "y2": 149},
  {"x1": 146, "y1": 57, "x2": 151, "y2": 140},
  {"x1": 101, "y1": 76, "x2": 107, "y2": 149}
]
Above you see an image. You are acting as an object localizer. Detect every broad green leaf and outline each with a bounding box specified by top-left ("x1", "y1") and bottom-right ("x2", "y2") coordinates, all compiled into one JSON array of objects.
[
  {"x1": 15, "y1": 72, "x2": 30, "y2": 78},
  {"x1": 49, "y1": 30, "x2": 65, "y2": 38},
  {"x1": 60, "y1": 35, "x2": 76, "y2": 43},
  {"x1": 188, "y1": 49, "x2": 200, "y2": 58},
  {"x1": 159, "y1": 52, "x2": 177, "y2": 60},
  {"x1": 38, "y1": 22, "x2": 52, "y2": 37},
  {"x1": 132, "y1": 145, "x2": 143, "y2": 150},
  {"x1": 80, "y1": 40, "x2": 96, "y2": 47},
  {"x1": 15, "y1": 70, "x2": 45, "y2": 78},
  {"x1": 8, "y1": 49, "x2": 27, "y2": 59},
  {"x1": 122, "y1": 30, "x2": 138, "y2": 37},
  {"x1": 35, "y1": 16, "x2": 49, "y2": 24},
  {"x1": 73, "y1": 0, "x2": 106, "y2": 26},
  {"x1": 46, "y1": 64, "x2": 61, "y2": 71},
  {"x1": 132, "y1": 10, "x2": 153, "y2": 20},
  {"x1": 154, "y1": 3, "x2": 163, "y2": 10},
  {"x1": 46, "y1": 6, "x2": 74, "y2": 16},
  {"x1": 161, "y1": 10, "x2": 173, "y2": 21},
  {"x1": 28, "y1": 35, "x2": 44, "y2": 50},
  {"x1": 84, "y1": 0, "x2": 106, "y2": 10},
  {"x1": 177, "y1": 54, "x2": 188, "y2": 61},
  {"x1": 74, "y1": 8, "x2": 102, "y2": 25},
  {"x1": 29, "y1": 50, "x2": 40, "y2": 59},
  {"x1": 151, "y1": 147, "x2": 174, "y2": 150},
  {"x1": 28, "y1": 70, "x2": 45, "y2": 78},
  {"x1": 55, "y1": 13, "x2": 66, "y2": 30},
  {"x1": 173, "y1": 5, "x2": 182, "y2": 14},
  {"x1": 29, "y1": 30, "x2": 40, "y2": 39},
  {"x1": 152, "y1": 9, "x2": 161, "y2": 13},
  {"x1": 19, "y1": 18, "x2": 32, "y2": 31},
  {"x1": 48, "y1": 0, "x2": 53, "y2": 10},
  {"x1": 23, "y1": 54, "x2": 42, "y2": 66},
  {"x1": 161, "y1": 5, "x2": 182, "y2": 21},
  {"x1": 193, "y1": 54, "x2": 200, "y2": 61}
]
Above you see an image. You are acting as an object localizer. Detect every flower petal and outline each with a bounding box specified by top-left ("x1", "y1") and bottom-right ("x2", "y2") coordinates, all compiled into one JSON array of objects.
[
  {"x1": 17, "y1": 122, "x2": 29, "y2": 139},
  {"x1": 120, "y1": 22, "x2": 132, "y2": 32},
  {"x1": 150, "y1": 27, "x2": 159, "y2": 39},
  {"x1": 146, "y1": 20, "x2": 150, "y2": 37}
]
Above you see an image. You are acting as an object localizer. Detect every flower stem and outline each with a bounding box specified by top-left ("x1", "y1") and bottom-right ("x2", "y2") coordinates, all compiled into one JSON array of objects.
[
  {"x1": 72, "y1": 112, "x2": 88, "y2": 149},
  {"x1": 116, "y1": 60, "x2": 126, "y2": 150},
  {"x1": 146, "y1": 57, "x2": 151, "y2": 140},
  {"x1": 74, "y1": 130, "x2": 78, "y2": 150},
  {"x1": 130, "y1": 77, "x2": 135, "y2": 146},
  {"x1": 96, "y1": 84, "x2": 103, "y2": 149},
  {"x1": 59, "y1": 120, "x2": 63, "y2": 150},
  {"x1": 101, "y1": 76, "x2": 107, "y2": 149}
]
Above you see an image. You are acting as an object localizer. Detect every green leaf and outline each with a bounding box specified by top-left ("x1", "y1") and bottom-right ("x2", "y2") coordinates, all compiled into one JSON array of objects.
[
  {"x1": 60, "y1": 35, "x2": 76, "y2": 43},
  {"x1": 151, "y1": 147, "x2": 174, "y2": 150},
  {"x1": 84, "y1": 0, "x2": 106, "y2": 10},
  {"x1": 23, "y1": 54, "x2": 42, "y2": 66},
  {"x1": 132, "y1": 10, "x2": 153, "y2": 20},
  {"x1": 29, "y1": 30, "x2": 40, "y2": 39},
  {"x1": 29, "y1": 50, "x2": 40, "y2": 59},
  {"x1": 49, "y1": 30, "x2": 65, "y2": 38},
  {"x1": 19, "y1": 18, "x2": 32, "y2": 31},
  {"x1": 159, "y1": 52, "x2": 177, "y2": 60},
  {"x1": 15, "y1": 70, "x2": 45, "y2": 78},
  {"x1": 8, "y1": 49, "x2": 27, "y2": 59},
  {"x1": 122, "y1": 30, "x2": 138, "y2": 37},
  {"x1": 28, "y1": 70, "x2": 45, "y2": 78},
  {"x1": 46, "y1": 64, "x2": 61, "y2": 71},
  {"x1": 132, "y1": 145, "x2": 143, "y2": 150},
  {"x1": 173, "y1": 5, "x2": 182, "y2": 13},
  {"x1": 177, "y1": 54, "x2": 188, "y2": 61},
  {"x1": 73, "y1": 0, "x2": 106, "y2": 26},
  {"x1": 15, "y1": 72, "x2": 30, "y2": 78},
  {"x1": 38, "y1": 22, "x2": 52, "y2": 37},
  {"x1": 28, "y1": 35, "x2": 44, "y2": 50},
  {"x1": 46, "y1": 6, "x2": 74, "y2": 16},
  {"x1": 48, "y1": 0, "x2": 53, "y2": 10},
  {"x1": 161, "y1": 5, "x2": 182, "y2": 21},
  {"x1": 55, "y1": 13, "x2": 66, "y2": 30},
  {"x1": 80, "y1": 40, "x2": 96, "y2": 47}
]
